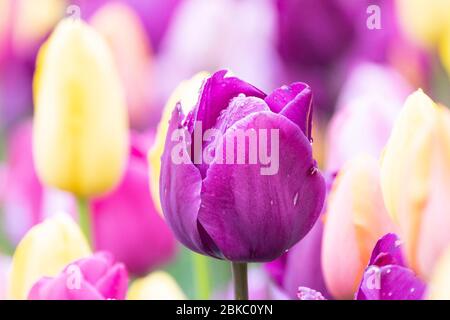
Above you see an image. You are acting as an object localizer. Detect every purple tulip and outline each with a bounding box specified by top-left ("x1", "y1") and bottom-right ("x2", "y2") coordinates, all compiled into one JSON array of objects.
[
  {"x1": 265, "y1": 173, "x2": 336, "y2": 298},
  {"x1": 160, "y1": 70, "x2": 326, "y2": 262},
  {"x1": 28, "y1": 252, "x2": 128, "y2": 300},
  {"x1": 356, "y1": 234, "x2": 426, "y2": 300},
  {"x1": 91, "y1": 132, "x2": 177, "y2": 276}
]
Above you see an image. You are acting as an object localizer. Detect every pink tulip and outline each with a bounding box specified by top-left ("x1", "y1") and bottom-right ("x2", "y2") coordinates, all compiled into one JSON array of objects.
[
  {"x1": 28, "y1": 252, "x2": 128, "y2": 300},
  {"x1": 322, "y1": 155, "x2": 396, "y2": 299},
  {"x1": 2, "y1": 121, "x2": 76, "y2": 245},
  {"x1": 91, "y1": 132, "x2": 177, "y2": 276},
  {"x1": 326, "y1": 63, "x2": 412, "y2": 173}
]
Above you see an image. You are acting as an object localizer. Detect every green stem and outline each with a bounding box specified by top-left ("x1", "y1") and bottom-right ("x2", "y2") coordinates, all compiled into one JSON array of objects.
[
  {"x1": 232, "y1": 262, "x2": 248, "y2": 300},
  {"x1": 192, "y1": 253, "x2": 210, "y2": 299},
  {"x1": 77, "y1": 197, "x2": 91, "y2": 245}
]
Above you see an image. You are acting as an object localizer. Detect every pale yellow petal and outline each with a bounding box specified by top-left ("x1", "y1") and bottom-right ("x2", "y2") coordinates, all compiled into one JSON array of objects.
[
  {"x1": 8, "y1": 214, "x2": 91, "y2": 299},
  {"x1": 33, "y1": 19, "x2": 129, "y2": 197},
  {"x1": 396, "y1": 0, "x2": 450, "y2": 47},
  {"x1": 380, "y1": 90, "x2": 438, "y2": 273},
  {"x1": 127, "y1": 271, "x2": 186, "y2": 300}
]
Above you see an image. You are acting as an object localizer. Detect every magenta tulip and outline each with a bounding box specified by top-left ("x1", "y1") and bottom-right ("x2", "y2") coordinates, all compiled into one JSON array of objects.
[
  {"x1": 28, "y1": 252, "x2": 128, "y2": 300},
  {"x1": 160, "y1": 70, "x2": 326, "y2": 262}
]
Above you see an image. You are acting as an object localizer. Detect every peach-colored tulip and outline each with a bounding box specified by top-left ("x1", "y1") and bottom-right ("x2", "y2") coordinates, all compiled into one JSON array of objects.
[
  {"x1": 322, "y1": 155, "x2": 395, "y2": 299},
  {"x1": 428, "y1": 246, "x2": 450, "y2": 299},
  {"x1": 381, "y1": 90, "x2": 450, "y2": 278}
]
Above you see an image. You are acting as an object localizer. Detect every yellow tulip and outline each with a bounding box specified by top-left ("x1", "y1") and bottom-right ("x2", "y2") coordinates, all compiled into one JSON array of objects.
[
  {"x1": 396, "y1": 0, "x2": 450, "y2": 47},
  {"x1": 381, "y1": 90, "x2": 450, "y2": 278},
  {"x1": 322, "y1": 155, "x2": 395, "y2": 299},
  {"x1": 33, "y1": 18, "x2": 129, "y2": 197},
  {"x1": 127, "y1": 271, "x2": 186, "y2": 300},
  {"x1": 8, "y1": 214, "x2": 91, "y2": 299},
  {"x1": 148, "y1": 72, "x2": 209, "y2": 215},
  {"x1": 428, "y1": 246, "x2": 450, "y2": 299}
]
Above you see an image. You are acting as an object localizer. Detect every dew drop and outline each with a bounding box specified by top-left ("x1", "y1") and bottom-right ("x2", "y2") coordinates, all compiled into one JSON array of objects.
[
  {"x1": 386, "y1": 268, "x2": 391, "y2": 274},
  {"x1": 388, "y1": 292, "x2": 392, "y2": 297},
  {"x1": 238, "y1": 93, "x2": 246, "y2": 98},
  {"x1": 308, "y1": 166, "x2": 318, "y2": 176},
  {"x1": 410, "y1": 288, "x2": 415, "y2": 293},
  {"x1": 293, "y1": 192, "x2": 299, "y2": 206},
  {"x1": 270, "y1": 200, "x2": 274, "y2": 206},
  {"x1": 281, "y1": 85, "x2": 289, "y2": 91}
]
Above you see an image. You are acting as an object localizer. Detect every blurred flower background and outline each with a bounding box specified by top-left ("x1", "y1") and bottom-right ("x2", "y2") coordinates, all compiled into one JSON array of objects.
[{"x1": 1, "y1": 0, "x2": 450, "y2": 300}]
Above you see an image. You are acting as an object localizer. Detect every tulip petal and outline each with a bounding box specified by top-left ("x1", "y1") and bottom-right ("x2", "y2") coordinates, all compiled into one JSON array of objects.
[
  {"x1": 160, "y1": 104, "x2": 212, "y2": 256},
  {"x1": 198, "y1": 111, "x2": 325, "y2": 261},
  {"x1": 356, "y1": 265, "x2": 426, "y2": 300},
  {"x1": 369, "y1": 233, "x2": 405, "y2": 267},
  {"x1": 74, "y1": 252, "x2": 113, "y2": 284},
  {"x1": 28, "y1": 274, "x2": 103, "y2": 300},
  {"x1": 95, "y1": 263, "x2": 128, "y2": 300},
  {"x1": 8, "y1": 214, "x2": 91, "y2": 299},
  {"x1": 265, "y1": 83, "x2": 313, "y2": 140},
  {"x1": 185, "y1": 70, "x2": 266, "y2": 134}
]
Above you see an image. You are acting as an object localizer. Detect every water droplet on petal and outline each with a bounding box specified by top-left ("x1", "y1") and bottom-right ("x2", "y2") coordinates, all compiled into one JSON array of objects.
[
  {"x1": 410, "y1": 288, "x2": 415, "y2": 293},
  {"x1": 293, "y1": 192, "x2": 299, "y2": 206},
  {"x1": 308, "y1": 166, "x2": 318, "y2": 176}
]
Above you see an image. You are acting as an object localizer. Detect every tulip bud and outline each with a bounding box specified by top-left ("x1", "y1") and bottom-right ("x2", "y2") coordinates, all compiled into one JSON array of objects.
[
  {"x1": 380, "y1": 90, "x2": 450, "y2": 278},
  {"x1": 159, "y1": 70, "x2": 326, "y2": 262},
  {"x1": 8, "y1": 214, "x2": 91, "y2": 299},
  {"x1": 148, "y1": 72, "x2": 209, "y2": 215},
  {"x1": 33, "y1": 18, "x2": 129, "y2": 197},
  {"x1": 28, "y1": 252, "x2": 128, "y2": 300},
  {"x1": 127, "y1": 271, "x2": 186, "y2": 300},
  {"x1": 322, "y1": 155, "x2": 395, "y2": 299},
  {"x1": 428, "y1": 246, "x2": 450, "y2": 299}
]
